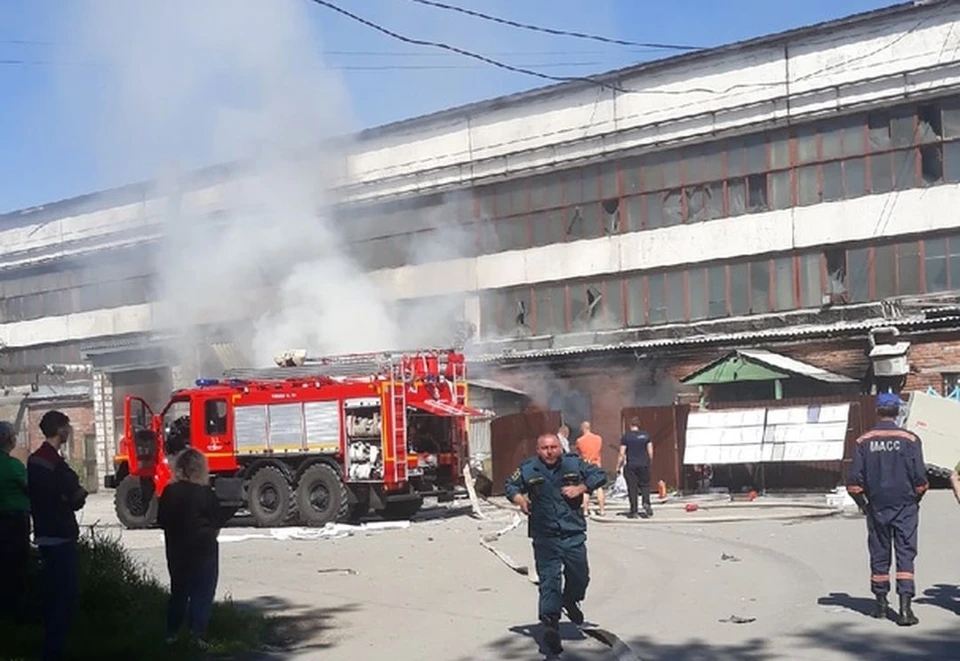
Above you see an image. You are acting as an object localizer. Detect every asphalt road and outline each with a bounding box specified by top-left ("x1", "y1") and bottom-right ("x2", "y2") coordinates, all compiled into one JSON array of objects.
[{"x1": 79, "y1": 491, "x2": 960, "y2": 660}]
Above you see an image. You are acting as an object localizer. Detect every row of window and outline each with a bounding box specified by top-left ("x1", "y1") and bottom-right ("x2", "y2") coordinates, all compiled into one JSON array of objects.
[
  {"x1": 479, "y1": 231, "x2": 960, "y2": 337},
  {"x1": 342, "y1": 94, "x2": 960, "y2": 270}
]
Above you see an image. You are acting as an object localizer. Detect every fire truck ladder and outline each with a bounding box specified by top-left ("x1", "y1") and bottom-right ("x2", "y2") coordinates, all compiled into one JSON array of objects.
[{"x1": 388, "y1": 360, "x2": 408, "y2": 483}]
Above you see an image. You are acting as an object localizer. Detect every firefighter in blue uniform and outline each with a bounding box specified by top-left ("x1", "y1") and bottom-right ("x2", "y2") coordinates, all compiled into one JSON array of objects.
[
  {"x1": 846, "y1": 392, "x2": 928, "y2": 626},
  {"x1": 505, "y1": 432, "x2": 608, "y2": 656}
]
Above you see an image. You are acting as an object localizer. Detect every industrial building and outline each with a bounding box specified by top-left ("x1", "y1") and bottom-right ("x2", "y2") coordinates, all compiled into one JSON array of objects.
[{"x1": 2, "y1": 1, "x2": 960, "y2": 486}]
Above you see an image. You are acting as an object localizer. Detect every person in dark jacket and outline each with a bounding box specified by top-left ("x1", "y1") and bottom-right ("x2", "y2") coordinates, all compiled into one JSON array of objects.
[
  {"x1": 617, "y1": 417, "x2": 654, "y2": 519},
  {"x1": 27, "y1": 410, "x2": 87, "y2": 661},
  {"x1": 504, "y1": 433, "x2": 608, "y2": 656},
  {"x1": 158, "y1": 448, "x2": 227, "y2": 646},
  {"x1": 846, "y1": 392, "x2": 928, "y2": 626},
  {"x1": 0, "y1": 421, "x2": 30, "y2": 621}
]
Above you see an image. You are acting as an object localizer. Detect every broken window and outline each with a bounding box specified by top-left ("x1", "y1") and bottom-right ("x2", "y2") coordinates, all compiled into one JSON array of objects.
[
  {"x1": 925, "y1": 238, "x2": 948, "y2": 292},
  {"x1": 578, "y1": 203, "x2": 603, "y2": 239},
  {"x1": 747, "y1": 174, "x2": 768, "y2": 212},
  {"x1": 565, "y1": 169, "x2": 586, "y2": 206},
  {"x1": 847, "y1": 247, "x2": 870, "y2": 303},
  {"x1": 824, "y1": 248, "x2": 847, "y2": 297},
  {"x1": 707, "y1": 266, "x2": 727, "y2": 318},
  {"x1": 727, "y1": 178, "x2": 747, "y2": 216},
  {"x1": 750, "y1": 261, "x2": 771, "y2": 314},
  {"x1": 602, "y1": 198, "x2": 620, "y2": 234},
  {"x1": 662, "y1": 190, "x2": 683, "y2": 226},
  {"x1": 943, "y1": 97, "x2": 960, "y2": 139},
  {"x1": 514, "y1": 297, "x2": 531, "y2": 335},
  {"x1": 665, "y1": 271, "x2": 685, "y2": 322},
  {"x1": 571, "y1": 284, "x2": 604, "y2": 329},
  {"x1": 868, "y1": 111, "x2": 891, "y2": 151},
  {"x1": 799, "y1": 253, "x2": 823, "y2": 308},
  {"x1": 898, "y1": 242, "x2": 921, "y2": 295},
  {"x1": 565, "y1": 207, "x2": 585, "y2": 241},
  {"x1": 918, "y1": 103, "x2": 943, "y2": 143},
  {"x1": 890, "y1": 107, "x2": 917, "y2": 148},
  {"x1": 920, "y1": 145, "x2": 944, "y2": 185},
  {"x1": 687, "y1": 269, "x2": 707, "y2": 320},
  {"x1": 625, "y1": 275, "x2": 645, "y2": 326}
]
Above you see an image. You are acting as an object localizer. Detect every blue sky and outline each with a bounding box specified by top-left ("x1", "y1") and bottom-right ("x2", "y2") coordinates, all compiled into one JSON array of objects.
[{"x1": 0, "y1": 0, "x2": 899, "y2": 214}]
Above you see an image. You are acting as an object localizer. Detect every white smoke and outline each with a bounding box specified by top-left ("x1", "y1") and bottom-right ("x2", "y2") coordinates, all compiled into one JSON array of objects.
[{"x1": 54, "y1": 0, "x2": 444, "y2": 367}]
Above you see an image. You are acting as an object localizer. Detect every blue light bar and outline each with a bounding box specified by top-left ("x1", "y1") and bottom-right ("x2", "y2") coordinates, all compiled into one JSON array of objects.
[{"x1": 195, "y1": 378, "x2": 220, "y2": 387}]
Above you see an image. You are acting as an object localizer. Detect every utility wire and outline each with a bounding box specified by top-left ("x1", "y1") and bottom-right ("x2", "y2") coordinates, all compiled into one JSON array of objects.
[
  {"x1": 306, "y1": 0, "x2": 622, "y2": 91},
  {"x1": 0, "y1": 58, "x2": 606, "y2": 71},
  {"x1": 407, "y1": 0, "x2": 702, "y2": 51}
]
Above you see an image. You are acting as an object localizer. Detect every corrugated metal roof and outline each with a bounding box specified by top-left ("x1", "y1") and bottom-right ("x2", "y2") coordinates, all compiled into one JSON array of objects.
[
  {"x1": 467, "y1": 379, "x2": 528, "y2": 396},
  {"x1": 737, "y1": 349, "x2": 858, "y2": 384},
  {"x1": 465, "y1": 315, "x2": 960, "y2": 364}
]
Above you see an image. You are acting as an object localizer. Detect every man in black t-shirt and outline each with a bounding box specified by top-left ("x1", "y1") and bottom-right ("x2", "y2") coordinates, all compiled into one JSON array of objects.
[{"x1": 617, "y1": 417, "x2": 654, "y2": 519}]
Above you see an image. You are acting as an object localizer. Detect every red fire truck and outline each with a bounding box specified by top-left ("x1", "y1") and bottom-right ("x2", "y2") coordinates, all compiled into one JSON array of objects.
[{"x1": 104, "y1": 349, "x2": 491, "y2": 529}]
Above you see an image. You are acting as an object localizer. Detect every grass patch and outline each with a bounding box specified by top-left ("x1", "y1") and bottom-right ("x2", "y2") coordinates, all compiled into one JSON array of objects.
[{"x1": 0, "y1": 528, "x2": 268, "y2": 661}]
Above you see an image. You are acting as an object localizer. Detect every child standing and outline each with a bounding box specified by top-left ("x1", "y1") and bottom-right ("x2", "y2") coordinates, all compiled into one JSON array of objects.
[{"x1": 157, "y1": 449, "x2": 224, "y2": 647}]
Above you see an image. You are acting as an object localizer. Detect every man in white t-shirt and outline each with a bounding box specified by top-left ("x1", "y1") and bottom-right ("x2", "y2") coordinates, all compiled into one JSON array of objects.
[{"x1": 557, "y1": 425, "x2": 570, "y2": 453}]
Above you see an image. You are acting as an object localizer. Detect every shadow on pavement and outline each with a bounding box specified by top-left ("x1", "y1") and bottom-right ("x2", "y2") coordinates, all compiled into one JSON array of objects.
[
  {"x1": 454, "y1": 624, "x2": 773, "y2": 660},
  {"x1": 915, "y1": 583, "x2": 960, "y2": 615},
  {"x1": 817, "y1": 592, "x2": 879, "y2": 617},
  {"x1": 231, "y1": 596, "x2": 360, "y2": 657},
  {"x1": 793, "y1": 621, "x2": 959, "y2": 660}
]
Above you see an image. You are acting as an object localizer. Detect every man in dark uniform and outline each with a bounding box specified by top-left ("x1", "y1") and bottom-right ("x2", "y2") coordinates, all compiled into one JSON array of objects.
[
  {"x1": 846, "y1": 392, "x2": 928, "y2": 626},
  {"x1": 617, "y1": 417, "x2": 654, "y2": 519},
  {"x1": 504, "y1": 433, "x2": 608, "y2": 656}
]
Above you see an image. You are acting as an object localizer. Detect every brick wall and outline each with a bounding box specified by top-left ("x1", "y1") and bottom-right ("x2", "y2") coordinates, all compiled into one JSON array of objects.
[
  {"x1": 20, "y1": 403, "x2": 95, "y2": 464},
  {"x1": 484, "y1": 333, "x2": 960, "y2": 472}
]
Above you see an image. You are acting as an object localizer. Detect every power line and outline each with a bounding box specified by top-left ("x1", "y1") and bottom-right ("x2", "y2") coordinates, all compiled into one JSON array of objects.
[
  {"x1": 408, "y1": 0, "x2": 702, "y2": 52},
  {"x1": 306, "y1": 0, "x2": 622, "y2": 91}
]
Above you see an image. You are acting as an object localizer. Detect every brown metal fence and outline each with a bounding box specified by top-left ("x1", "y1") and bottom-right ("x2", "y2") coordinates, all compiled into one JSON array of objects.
[{"x1": 489, "y1": 409, "x2": 562, "y2": 495}]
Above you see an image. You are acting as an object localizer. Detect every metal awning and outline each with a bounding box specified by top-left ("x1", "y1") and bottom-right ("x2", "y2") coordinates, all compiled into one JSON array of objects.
[
  {"x1": 408, "y1": 400, "x2": 494, "y2": 418},
  {"x1": 467, "y1": 378, "x2": 528, "y2": 396},
  {"x1": 682, "y1": 349, "x2": 857, "y2": 386}
]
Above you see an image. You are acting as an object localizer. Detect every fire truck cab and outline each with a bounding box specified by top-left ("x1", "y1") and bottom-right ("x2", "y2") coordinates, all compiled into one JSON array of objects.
[{"x1": 104, "y1": 349, "x2": 491, "y2": 529}]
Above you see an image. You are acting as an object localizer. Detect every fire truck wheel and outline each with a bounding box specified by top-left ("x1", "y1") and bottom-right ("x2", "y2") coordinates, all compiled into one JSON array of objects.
[
  {"x1": 247, "y1": 466, "x2": 297, "y2": 528},
  {"x1": 296, "y1": 463, "x2": 349, "y2": 527},
  {"x1": 114, "y1": 476, "x2": 158, "y2": 529}
]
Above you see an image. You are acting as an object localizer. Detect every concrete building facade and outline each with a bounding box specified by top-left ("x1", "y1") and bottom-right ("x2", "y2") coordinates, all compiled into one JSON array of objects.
[{"x1": 3, "y1": 1, "x2": 960, "y2": 481}]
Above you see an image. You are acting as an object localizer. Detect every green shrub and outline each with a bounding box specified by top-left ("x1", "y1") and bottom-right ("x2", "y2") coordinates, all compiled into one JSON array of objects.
[{"x1": 0, "y1": 528, "x2": 267, "y2": 660}]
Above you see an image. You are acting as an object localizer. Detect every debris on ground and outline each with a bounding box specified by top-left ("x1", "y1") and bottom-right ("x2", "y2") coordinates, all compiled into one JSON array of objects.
[
  {"x1": 719, "y1": 615, "x2": 756, "y2": 624},
  {"x1": 721, "y1": 552, "x2": 741, "y2": 562}
]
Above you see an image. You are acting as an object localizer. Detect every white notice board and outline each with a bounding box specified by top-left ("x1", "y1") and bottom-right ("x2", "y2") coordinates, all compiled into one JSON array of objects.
[{"x1": 683, "y1": 403, "x2": 850, "y2": 466}]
